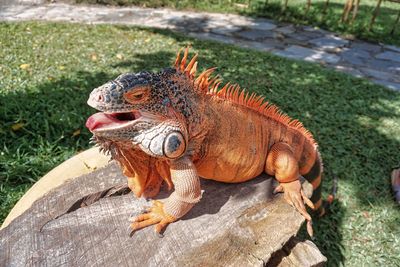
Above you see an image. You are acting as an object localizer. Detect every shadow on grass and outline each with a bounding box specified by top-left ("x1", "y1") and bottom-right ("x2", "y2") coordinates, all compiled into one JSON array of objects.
[
  {"x1": 0, "y1": 70, "x2": 119, "y2": 222},
  {"x1": 0, "y1": 70, "x2": 112, "y2": 185},
  {"x1": 112, "y1": 49, "x2": 176, "y2": 71},
  {"x1": 0, "y1": 71, "x2": 117, "y2": 183},
  {"x1": 2, "y1": 27, "x2": 400, "y2": 265}
]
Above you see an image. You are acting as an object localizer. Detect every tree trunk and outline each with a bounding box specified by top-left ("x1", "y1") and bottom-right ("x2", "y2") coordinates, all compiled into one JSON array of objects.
[{"x1": 0, "y1": 162, "x2": 326, "y2": 266}]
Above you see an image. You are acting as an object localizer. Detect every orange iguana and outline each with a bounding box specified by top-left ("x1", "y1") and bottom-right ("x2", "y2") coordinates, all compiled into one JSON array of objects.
[{"x1": 86, "y1": 48, "x2": 328, "y2": 237}]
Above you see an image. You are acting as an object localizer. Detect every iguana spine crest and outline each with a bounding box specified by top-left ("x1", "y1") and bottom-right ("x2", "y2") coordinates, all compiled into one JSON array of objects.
[{"x1": 175, "y1": 47, "x2": 317, "y2": 147}]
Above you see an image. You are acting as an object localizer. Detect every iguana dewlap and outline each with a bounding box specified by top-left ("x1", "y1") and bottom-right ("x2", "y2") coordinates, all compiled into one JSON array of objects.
[{"x1": 86, "y1": 48, "x2": 324, "y2": 236}]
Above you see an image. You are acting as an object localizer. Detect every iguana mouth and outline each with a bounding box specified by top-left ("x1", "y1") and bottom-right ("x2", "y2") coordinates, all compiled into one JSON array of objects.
[{"x1": 86, "y1": 111, "x2": 141, "y2": 133}]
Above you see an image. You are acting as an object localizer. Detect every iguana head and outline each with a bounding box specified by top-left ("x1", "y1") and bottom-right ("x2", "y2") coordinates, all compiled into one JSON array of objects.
[
  {"x1": 86, "y1": 70, "x2": 174, "y2": 139},
  {"x1": 86, "y1": 48, "x2": 215, "y2": 150}
]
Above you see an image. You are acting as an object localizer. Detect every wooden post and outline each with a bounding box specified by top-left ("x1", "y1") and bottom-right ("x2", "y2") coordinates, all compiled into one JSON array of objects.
[
  {"x1": 391, "y1": 9, "x2": 400, "y2": 35},
  {"x1": 341, "y1": 0, "x2": 354, "y2": 23},
  {"x1": 323, "y1": 0, "x2": 330, "y2": 14},
  {"x1": 283, "y1": 0, "x2": 289, "y2": 12},
  {"x1": 369, "y1": 0, "x2": 383, "y2": 31},
  {"x1": 350, "y1": 0, "x2": 360, "y2": 23},
  {"x1": 306, "y1": 0, "x2": 312, "y2": 13}
]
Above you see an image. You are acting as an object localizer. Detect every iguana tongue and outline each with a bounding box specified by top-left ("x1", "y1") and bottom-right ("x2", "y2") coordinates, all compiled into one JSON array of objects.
[{"x1": 85, "y1": 112, "x2": 122, "y2": 131}]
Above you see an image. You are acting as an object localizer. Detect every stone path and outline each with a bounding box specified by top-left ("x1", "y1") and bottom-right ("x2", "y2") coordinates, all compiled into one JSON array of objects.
[{"x1": 1, "y1": 2, "x2": 400, "y2": 91}]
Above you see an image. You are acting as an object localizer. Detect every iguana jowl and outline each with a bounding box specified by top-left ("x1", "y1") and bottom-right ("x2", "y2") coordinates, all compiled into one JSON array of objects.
[{"x1": 86, "y1": 48, "x2": 325, "y2": 236}]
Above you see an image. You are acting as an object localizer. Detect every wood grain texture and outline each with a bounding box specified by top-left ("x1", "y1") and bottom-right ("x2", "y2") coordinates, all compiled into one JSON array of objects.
[
  {"x1": 0, "y1": 162, "x2": 326, "y2": 266},
  {"x1": 272, "y1": 238, "x2": 327, "y2": 267}
]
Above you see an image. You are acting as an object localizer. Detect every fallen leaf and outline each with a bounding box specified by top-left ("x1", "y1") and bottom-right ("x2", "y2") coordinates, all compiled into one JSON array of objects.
[
  {"x1": 72, "y1": 129, "x2": 81, "y2": 137},
  {"x1": 20, "y1": 64, "x2": 30, "y2": 70},
  {"x1": 91, "y1": 53, "x2": 98, "y2": 61},
  {"x1": 116, "y1": 53, "x2": 123, "y2": 60},
  {"x1": 11, "y1": 122, "x2": 25, "y2": 131}
]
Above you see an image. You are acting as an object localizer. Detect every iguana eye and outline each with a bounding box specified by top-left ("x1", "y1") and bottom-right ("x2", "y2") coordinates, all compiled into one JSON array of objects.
[{"x1": 124, "y1": 86, "x2": 150, "y2": 103}]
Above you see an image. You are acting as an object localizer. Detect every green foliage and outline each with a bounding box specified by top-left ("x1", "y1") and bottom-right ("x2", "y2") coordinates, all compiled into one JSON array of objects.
[
  {"x1": 74, "y1": 0, "x2": 400, "y2": 46},
  {"x1": 1, "y1": 22, "x2": 400, "y2": 266}
]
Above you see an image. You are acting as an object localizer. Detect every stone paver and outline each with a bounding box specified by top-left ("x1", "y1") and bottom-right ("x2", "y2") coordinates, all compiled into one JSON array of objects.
[
  {"x1": 385, "y1": 45, "x2": 400, "y2": 53},
  {"x1": 210, "y1": 25, "x2": 241, "y2": 35},
  {"x1": 341, "y1": 48, "x2": 371, "y2": 59},
  {"x1": 351, "y1": 41, "x2": 382, "y2": 53},
  {"x1": 189, "y1": 32, "x2": 236, "y2": 45},
  {"x1": 376, "y1": 51, "x2": 400, "y2": 63},
  {"x1": 0, "y1": 2, "x2": 399, "y2": 91},
  {"x1": 235, "y1": 29, "x2": 278, "y2": 41},
  {"x1": 333, "y1": 65, "x2": 364, "y2": 78},
  {"x1": 275, "y1": 25, "x2": 296, "y2": 35},
  {"x1": 274, "y1": 45, "x2": 341, "y2": 64},
  {"x1": 361, "y1": 68, "x2": 396, "y2": 81},
  {"x1": 286, "y1": 32, "x2": 311, "y2": 42},
  {"x1": 341, "y1": 52, "x2": 366, "y2": 66},
  {"x1": 366, "y1": 59, "x2": 400, "y2": 75},
  {"x1": 372, "y1": 80, "x2": 400, "y2": 91},
  {"x1": 309, "y1": 35, "x2": 349, "y2": 51},
  {"x1": 246, "y1": 19, "x2": 277, "y2": 31}
]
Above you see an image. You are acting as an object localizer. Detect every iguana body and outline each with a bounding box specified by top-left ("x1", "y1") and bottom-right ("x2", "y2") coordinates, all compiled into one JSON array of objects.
[{"x1": 86, "y1": 48, "x2": 324, "y2": 236}]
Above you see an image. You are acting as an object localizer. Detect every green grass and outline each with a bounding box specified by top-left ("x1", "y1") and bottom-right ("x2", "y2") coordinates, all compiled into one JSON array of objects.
[
  {"x1": 75, "y1": 0, "x2": 400, "y2": 46},
  {"x1": 1, "y1": 21, "x2": 400, "y2": 266}
]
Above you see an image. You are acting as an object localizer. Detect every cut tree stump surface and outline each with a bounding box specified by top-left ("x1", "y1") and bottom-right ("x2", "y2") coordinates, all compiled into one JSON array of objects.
[{"x1": 0, "y1": 162, "x2": 326, "y2": 266}]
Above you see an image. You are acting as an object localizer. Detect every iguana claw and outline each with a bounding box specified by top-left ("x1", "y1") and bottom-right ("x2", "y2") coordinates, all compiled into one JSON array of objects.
[
  {"x1": 129, "y1": 200, "x2": 176, "y2": 236},
  {"x1": 276, "y1": 180, "x2": 315, "y2": 236}
]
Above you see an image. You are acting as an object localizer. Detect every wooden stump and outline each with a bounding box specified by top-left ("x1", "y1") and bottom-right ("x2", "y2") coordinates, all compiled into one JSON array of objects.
[{"x1": 0, "y1": 162, "x2": 326, "y2": 266}]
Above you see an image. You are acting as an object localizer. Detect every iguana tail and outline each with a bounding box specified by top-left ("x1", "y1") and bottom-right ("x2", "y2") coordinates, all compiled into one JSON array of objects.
[
  {"x1": 322, "y1": 174, "x2": 337, "y2": 216},
  {"x1": 302, "y1": 151, "x2": 336, "y2": 216}
]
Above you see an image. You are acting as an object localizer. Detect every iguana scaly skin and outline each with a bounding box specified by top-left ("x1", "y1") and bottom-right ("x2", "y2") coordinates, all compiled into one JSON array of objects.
[{"x1": 86, "y1": 48, "x2": 325, "y2": 236}]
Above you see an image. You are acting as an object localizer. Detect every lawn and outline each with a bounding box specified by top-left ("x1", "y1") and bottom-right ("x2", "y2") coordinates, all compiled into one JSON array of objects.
[
  {"x1": 75, "y1": 0, "x2": 400, "y2": 46},
  {"x1": 1, "y1": 22, "x2": 399, "y2": 266}
]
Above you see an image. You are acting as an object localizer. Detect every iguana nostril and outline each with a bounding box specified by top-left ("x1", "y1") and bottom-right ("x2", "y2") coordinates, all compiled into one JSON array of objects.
[{"x1": 97, "y1": 94, "x2": 104, "y2": 102}]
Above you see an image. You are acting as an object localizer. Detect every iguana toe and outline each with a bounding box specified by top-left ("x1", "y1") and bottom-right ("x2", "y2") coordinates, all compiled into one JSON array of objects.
[
  {"x1": 279, "y1": 180, "x2": 314, "y2": 236},
  {"x1": 129, "y1": 200, "x2": 176, "y2": 236}
]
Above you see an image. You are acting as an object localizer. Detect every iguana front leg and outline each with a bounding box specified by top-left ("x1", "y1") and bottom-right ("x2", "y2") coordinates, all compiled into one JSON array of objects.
[
  {"x1": 131, "y1": 156, "x2": 201, "y2": 235},
  {"x1": 266, "y1": 142, "x2": 315, "y2": 236},
  {"x1": 113, "y1": 147, "x2": 172, "y2": 198}
]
